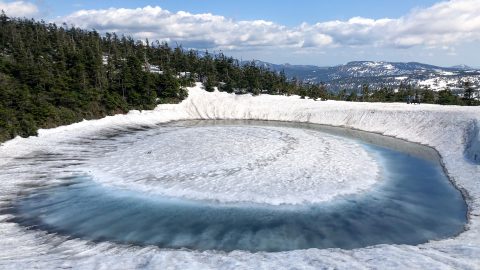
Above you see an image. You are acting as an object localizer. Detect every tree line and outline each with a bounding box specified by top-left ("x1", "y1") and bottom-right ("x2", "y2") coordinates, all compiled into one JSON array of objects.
[{"x1": 333, "y1": 82, "x2": 479, "y2": 105}]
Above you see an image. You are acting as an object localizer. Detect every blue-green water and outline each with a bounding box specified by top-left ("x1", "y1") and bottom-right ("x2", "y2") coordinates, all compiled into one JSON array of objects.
[{"x1": 7, "y1": 121, "x2": 467, "y2": 252}]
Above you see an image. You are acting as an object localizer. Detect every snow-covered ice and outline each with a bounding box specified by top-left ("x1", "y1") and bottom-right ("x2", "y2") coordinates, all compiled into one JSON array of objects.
[
  {"x1": 84, "y1": 124, "x2": 379, "y2": 205},
  {"x1": 0, "y1": 83, "x2": 479, "y2": 269}
]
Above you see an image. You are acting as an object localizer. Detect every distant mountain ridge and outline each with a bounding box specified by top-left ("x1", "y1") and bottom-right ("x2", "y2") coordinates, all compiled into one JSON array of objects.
[
  {"x1": 450, "y1": 64, "x2": 473, "y2": 70},
  {"x1": 244, "y1": 60, "x2": 480, "y2": 92}
]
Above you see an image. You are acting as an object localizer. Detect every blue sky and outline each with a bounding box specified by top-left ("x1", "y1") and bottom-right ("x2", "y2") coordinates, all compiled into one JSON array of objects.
[
  {"x1": 1, "y1": 0, "x2": 479, "y2": 66},
  {"x1": 43, "y1": 0, "x2": 440, "y2": 26}
]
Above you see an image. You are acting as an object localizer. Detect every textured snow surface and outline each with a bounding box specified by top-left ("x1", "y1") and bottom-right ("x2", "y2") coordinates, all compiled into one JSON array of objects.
[
  {"x1": 0, "y1": 83, "x2": 480, "y2": 269},
  {"x1": 85, "y1": 125, "x2": 379, "y2": 205}
]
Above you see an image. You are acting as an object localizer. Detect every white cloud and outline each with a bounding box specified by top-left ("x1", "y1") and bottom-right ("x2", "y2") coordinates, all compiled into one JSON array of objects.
[
  {"x1": 0, "y1": 0, "x2": 38, "y2": 17},
  {"x1": 306, "y1": 0, "x2": 480, "y2": 48},
  {"x1": 387, "y1": 0, "x2": 480, "y2": 47},
  {"x1": 55, "y1": 0, "x2": 480, "y2": 52},
  {"x1": 58, "y1": 6, "x2": 306, "y2": 50}
]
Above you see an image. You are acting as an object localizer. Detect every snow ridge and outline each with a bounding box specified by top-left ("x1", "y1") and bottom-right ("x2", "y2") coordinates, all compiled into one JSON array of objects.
[{"x1": 465, "y1": 120, "x2": 480, "y2": 164}]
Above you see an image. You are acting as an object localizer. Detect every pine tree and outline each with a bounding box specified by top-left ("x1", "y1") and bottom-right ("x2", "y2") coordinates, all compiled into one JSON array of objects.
[
  {"x1": 422, "y1": 86, "x2": 435, "y2": 104},
  {"x1": 361, "y1": 84, "x2": 370, "y2": 102},
  {"x1": 463, "y1": 81, "x2": 476, "y2": 105}
]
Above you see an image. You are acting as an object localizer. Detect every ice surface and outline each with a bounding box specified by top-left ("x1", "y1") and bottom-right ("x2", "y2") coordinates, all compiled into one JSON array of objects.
[
  {"x1": 84, "y1": 124, "x2": 379, "y2": 205},
  {"x1": 0, "y1": 83, "x2": 479, "y2": 269}
]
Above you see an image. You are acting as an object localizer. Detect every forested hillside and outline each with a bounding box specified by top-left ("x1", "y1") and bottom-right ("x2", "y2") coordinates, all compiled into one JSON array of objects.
[
  {"x1": 2, "y1": 13, "x2": 477, "y2": 142},
  {"x1": 1, "y1": 13, "x2": 327, "y2": 142}
]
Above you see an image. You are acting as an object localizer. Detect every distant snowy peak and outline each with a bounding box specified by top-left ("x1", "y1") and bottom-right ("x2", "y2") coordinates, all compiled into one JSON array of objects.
[
  {"x1": 450, "y1": 64, "x2": 473, "y2": 70},
  {"x1": 246, "y1": 60, "x2": 475, "y2": 78},
  {"x1": 338, "y1": 61, "x2": 451, "y2": 77},
  {"x1": 339, "y1": 61, "x2": 401, "y2": 77},
  {"x1": 244, "y1": 60, "x2": 480, "y2": 92}
]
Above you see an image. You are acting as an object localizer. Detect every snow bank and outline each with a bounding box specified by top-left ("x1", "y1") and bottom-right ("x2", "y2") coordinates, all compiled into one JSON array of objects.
[
  {"x1": 0, "y1": 83, "x2": 479, "y2": 269},
  {"x1": 465, "y1": 120, "x2": 480, "y2": 164}
]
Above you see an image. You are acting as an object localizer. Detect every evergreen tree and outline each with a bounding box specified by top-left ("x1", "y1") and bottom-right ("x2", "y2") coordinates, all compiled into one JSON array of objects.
[
  {"x1": 463, "y1": 81, "x2": 476, "y2": 105},
  {"x1": 346, "y1": 91, "x2": 358, "y2": 101},
  {"x1": 361, "y1": 84, "x2": 370, "y2": 102},
  {"x1": 422, "y1": 86, "x2": 435, "y2": 104},
  {"x1": 437, "y1": 88, "x2": 461, "y2": 105},
  {"x1": 337, "y1": 89, "x2": 347, "y2": 101}
]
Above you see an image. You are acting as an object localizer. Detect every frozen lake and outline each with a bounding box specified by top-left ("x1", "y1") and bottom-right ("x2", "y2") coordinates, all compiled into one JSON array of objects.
[{"x1": 5, "y1": 120, "x2": 467, "y2": 252}]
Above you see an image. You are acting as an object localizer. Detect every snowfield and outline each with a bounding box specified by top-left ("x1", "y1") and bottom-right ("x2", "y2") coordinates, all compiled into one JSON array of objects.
[{"x1": 0, "y1": 83, "x2": 479, "y2": 269}]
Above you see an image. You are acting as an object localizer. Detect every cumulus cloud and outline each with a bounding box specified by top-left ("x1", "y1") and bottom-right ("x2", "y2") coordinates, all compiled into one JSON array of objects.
[
  {"x1": 56, "y1": 0, "x2": 480, "y2": 51},
  {"x1": 306, "y1": 0, "x2": 480, "y2": 49},
  {"x1": 58, "y1": 6, "x2": 305, "y2": 50},
  {"x1": 0, "y1": 0, "x2": 38, "y2": 17},
  {"x1": 390, "y1": 0, "x2": 480, "y2": 47}
]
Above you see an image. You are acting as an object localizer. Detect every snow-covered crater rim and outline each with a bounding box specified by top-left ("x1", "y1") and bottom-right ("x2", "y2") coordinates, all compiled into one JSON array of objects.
[{"x1": 0, "y1": 85, "x2": 479, "y2": 268}]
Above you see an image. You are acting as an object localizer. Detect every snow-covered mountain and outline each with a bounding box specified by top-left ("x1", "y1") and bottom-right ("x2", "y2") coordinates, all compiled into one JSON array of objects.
[{"x1": 248, "y1": 60, "x2": 480, "y2": 92}]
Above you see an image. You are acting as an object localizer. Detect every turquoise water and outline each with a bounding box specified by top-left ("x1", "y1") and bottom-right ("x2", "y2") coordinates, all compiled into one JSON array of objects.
[{"x1": 7, "y1": 121, "x2": 467, "y2": 252}]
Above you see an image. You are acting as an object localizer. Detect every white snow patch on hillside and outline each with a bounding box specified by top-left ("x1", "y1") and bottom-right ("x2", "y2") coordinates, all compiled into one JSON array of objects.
[
  {"x1": 417, "y1": 77, "x2": 455, "y2": 91},
  {"x1": 439, "y1": 71, "x2": 456, "y2": 76},
  {"x1": 383, "y1": 63, "x2": 394, "y2": 70},
  {"x1": 0, "y1": 83, "x2": 479, "y2": 269}
]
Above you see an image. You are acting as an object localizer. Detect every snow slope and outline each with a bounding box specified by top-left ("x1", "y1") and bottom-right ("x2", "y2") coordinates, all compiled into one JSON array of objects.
[{"x1": 0, "y1": 83, "x2": 480, "y2": 269}]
